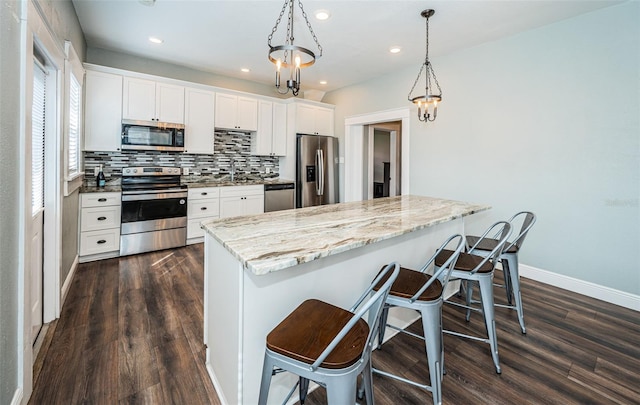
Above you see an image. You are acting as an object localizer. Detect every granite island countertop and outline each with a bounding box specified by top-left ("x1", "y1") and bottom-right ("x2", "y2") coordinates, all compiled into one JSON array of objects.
[{"x1": 201, "y1": 195, "x2": 490, "y2": 276}]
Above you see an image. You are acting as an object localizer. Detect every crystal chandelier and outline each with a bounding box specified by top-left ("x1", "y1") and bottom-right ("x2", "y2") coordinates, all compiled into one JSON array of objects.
[
  {"x1": 408, "y1": 9, "x2": 442, "y2": 122},
  {"x1": 267, "y1": 0, "x2": 323, "y2": 96}
]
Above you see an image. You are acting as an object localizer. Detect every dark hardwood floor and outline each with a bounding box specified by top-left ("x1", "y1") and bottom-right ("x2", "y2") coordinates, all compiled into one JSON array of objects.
[{"x1": 31, "y1": 244, "x2": 639, "y2": 404}]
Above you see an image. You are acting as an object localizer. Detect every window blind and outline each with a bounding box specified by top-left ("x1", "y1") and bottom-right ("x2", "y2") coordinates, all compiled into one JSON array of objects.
[
  {"x1": 68, "y1": 74, "x2": 80, "y2": 178},
  {"x1": 32, "y1": 60, "x2": 46, "y2": 216}
]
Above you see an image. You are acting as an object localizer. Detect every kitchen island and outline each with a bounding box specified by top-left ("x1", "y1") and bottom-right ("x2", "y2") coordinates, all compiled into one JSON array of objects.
[{"x1": 201, "y1": 195, "x2": 489, "y2": 405}]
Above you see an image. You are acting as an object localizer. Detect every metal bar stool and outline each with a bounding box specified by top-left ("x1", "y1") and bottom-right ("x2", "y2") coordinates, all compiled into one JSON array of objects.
[
  {"x1": 465, "y1": 211, "x2": 536, "y2": 334},
  {"x1": 434, "y1": 221, "x2": 511, "y2": 374},
  {"x1": 372, "y1": 234, "x2": 465, "y2": 405},
  {"x1": 258, "y1": 262, "x2": 400, "y2": 405}
]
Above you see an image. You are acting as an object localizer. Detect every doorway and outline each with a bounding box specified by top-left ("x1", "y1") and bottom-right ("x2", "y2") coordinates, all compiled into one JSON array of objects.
[
  {"x1": 344, "y1": 108, "x2": 411, "y2": 202},
  {"x1": 369, "y1": 123, "x2": 401, "y2": 199}
]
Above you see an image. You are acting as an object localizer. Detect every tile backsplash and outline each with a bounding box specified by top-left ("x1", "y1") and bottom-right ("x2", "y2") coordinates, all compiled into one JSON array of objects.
[{"x1": 83, "y1": 130, "x2": 278, "y2": 182}]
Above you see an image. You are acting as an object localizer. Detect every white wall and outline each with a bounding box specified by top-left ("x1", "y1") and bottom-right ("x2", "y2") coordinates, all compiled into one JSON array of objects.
[{"x1": 325, "y1": 2, "x2": 640, "y2": 296}]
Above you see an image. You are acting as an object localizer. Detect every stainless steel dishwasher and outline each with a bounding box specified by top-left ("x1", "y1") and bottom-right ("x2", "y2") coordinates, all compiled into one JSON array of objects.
[{"x1": 264, "y1": 183, "x2": 295, "y2": 212}]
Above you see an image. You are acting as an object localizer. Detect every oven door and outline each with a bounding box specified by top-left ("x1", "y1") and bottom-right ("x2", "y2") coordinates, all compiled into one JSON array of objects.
[{"x1": 121, "y1": 191, "x2": 187, "y2": 235}]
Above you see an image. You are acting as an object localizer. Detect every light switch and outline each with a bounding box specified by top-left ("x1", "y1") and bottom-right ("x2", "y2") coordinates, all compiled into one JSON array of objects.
[{"x1": 183, "y1": 167, "x2": 189, "y2": 175}]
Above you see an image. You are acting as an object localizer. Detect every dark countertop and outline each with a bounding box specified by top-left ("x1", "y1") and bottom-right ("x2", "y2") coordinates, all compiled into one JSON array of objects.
[{"x1": 80, "y1": 176, "x2": 295, "y2": 193}]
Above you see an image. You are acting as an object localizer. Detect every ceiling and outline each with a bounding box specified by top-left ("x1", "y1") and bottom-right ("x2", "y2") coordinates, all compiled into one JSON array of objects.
[{"x1": 72, "y1": 0, "x2": 622, "y2": 94}]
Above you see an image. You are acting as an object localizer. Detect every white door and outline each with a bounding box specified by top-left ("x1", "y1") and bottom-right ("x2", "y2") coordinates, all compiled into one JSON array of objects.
[{"x1": 31, "y1": 60, "x2": 46, "y2": 343}]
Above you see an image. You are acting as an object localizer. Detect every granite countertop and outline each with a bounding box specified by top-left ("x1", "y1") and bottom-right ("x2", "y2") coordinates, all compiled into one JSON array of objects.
[
  {"x1": 201, "y1": 195, "x2": 490, "y2": 276},
  {"x1": 80, "y1": 176, "x2": 295, "y2": 193},
  {"x1": 184, "y1": 176, "x2": 294, "y2": 188}
]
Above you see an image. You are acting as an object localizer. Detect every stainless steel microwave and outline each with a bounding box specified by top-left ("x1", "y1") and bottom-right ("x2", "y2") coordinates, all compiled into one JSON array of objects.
[{"x1": 121, "y1": 119, "x2": 185, "y2": 152}]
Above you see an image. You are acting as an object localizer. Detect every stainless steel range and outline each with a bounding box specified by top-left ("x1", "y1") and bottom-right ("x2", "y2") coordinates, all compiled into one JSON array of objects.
[{"x1": 120, "y1": 166, "x2": 187, "y2": 256}]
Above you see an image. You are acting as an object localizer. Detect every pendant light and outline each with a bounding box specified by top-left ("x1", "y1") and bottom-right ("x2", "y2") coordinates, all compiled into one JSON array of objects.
[
  {"x1": 408, "y1": 9, "x2": 442, "y2": 122},
  {"x1": 267, "y1": 0, "x2": 323, "y2": 96}
]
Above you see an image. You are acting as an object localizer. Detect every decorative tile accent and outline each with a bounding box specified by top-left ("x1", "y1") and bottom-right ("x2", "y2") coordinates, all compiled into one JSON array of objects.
[{"x1": 83, "y1": 130, "x2": 279, "y2": 183}]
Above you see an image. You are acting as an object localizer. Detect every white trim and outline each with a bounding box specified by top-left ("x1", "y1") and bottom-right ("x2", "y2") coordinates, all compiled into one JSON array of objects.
[
  {"x1": 10, "y1": 388, "x2": 23, "y2": 405},
  {"x1": 344, "y1": 108, "x2": 411, "y2": 202},
  {"x1": 206, "y1": 361, "x2": 229, "y2": 405},
  {"x1": 60, "y1": 255, "x2": 78, "y2": 308},
  {"x1": 520, "y1": 264, "x2": 640, "y2": 311}
]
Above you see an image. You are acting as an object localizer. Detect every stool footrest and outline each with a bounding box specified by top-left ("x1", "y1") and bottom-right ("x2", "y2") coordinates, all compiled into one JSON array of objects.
[
  {"x1": 385, "y1": 323, "x2": 426, "y2": 342},
  {"x1": 372, "y1": 367, "x2": 434, "y2": 393},
  {"x1": 443, "y1": 329, "x2": 491, "y2": 344}
]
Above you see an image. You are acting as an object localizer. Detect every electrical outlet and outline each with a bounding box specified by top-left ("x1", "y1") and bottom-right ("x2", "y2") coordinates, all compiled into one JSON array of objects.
[
  {"x1": 266, "y1": 167, "x2": 272, "y2": 174},
  {"x1": 94, "y1": 166, "x2": 99, "y2": 176},
  {"x1": 183, "y1": 167, "x2": 189, "y2": 175}
]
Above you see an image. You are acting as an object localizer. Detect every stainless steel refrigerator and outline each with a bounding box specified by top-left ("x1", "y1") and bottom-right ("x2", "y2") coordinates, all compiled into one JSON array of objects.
[{"x1": 296, "y1": 134, "x2": 339, "y2": 208}]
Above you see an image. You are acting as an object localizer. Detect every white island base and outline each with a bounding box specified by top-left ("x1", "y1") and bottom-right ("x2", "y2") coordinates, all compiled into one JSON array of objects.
[{"x1": 204, "y1": 217, "x2": 465, "y2": 404}]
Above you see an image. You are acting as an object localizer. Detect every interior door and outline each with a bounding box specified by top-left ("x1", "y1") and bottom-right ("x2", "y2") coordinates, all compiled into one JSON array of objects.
[
  {"x1": 30, "y1": 212, "x2": 44, "y2": 343},
  {"x1": 31, "y1": 59, "x2": 46, "y2": 343}
]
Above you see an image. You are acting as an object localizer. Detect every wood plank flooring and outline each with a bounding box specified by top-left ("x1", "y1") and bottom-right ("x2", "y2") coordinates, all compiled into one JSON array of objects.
[{"x1": 31, "y1": 244, "x2": 640, "y2": 404}]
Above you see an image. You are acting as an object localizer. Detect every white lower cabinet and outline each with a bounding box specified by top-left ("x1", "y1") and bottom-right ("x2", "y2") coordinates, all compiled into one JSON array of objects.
[
  {"x1": 79, "y1": 192, "x2": 121, "y2": 261},
  {"x1": 187, "y1": 187, "x2": 220, "y2": 241},
  {"x1": 219, "y1": 185, "x2": 264, "y2": 218}
]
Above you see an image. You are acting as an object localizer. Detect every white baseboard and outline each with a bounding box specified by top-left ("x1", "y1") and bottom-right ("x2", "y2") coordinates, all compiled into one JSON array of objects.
[
  {"x1": 11, "y1": 387, "x2": 23, "y2": 405},
  {"x1": 205, "y1": 353, "x2": 228, "y2": 405},
  {"x1": 60, "y1": 255, "x2": 78, "y2": 309},
  {"x1": 520, "y1": 264, "x2": 640, "y2": 311}
]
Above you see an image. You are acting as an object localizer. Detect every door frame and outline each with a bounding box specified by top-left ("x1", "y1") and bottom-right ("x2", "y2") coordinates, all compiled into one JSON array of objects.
[
  {"x1": 344, "y1": 108, "x2": 411, "y2": 202},
  {"x1": 20, "y1": 1, "x2": 65, "y2": 401}
]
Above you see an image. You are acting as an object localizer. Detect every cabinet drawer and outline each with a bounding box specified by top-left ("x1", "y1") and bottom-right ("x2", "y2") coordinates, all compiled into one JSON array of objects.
[
  {"x1": 81, "y1": 206, "x2": 121, "y2": 231},
  {"x1": 188, "y1": 199, "x2": 220, "y2": 218},
  {"x1": 81, "y1": 192, "x2": 121, "y2": 208},
  {"x1": 80, "y1": 228, "x2": 120, "y2": 256},
  {"x1": 188, "y1": 187, "x2": 220, "y2": 200},
  {"x1": 219, "y1": 185, "x2": 264, "y2": 198}
]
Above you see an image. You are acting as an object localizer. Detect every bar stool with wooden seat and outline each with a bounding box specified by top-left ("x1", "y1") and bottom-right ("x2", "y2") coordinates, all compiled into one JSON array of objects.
[
  {"x1": 373, "y1": 234, "x2": 465, "y2": 405},
  {"x1": 258, "y1": 262, "x2": 400, "y2": 405},
  {"x1": 464, "y1": 211, "x2": 536, "y2": 334},
  {"x1": 434, "y1": 221, "x2": 511, "y2": 374}
]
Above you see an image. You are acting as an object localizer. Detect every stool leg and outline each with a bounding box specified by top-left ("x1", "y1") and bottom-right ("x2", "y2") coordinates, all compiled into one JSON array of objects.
[
  {"x1": 465, "y1": 280, "x2": 474, "y2": 322},
  {"x1": 502, "y1": 260, "x2": 514, "y2": 305},
  {"x1": 299, "y1": 377, "x2": 310, "y2": 404},
  {"x1": 327, "y1": 374, "x2": 358, "y2": 405},
  {"x1": 421, "y1": 305, "x2": 443, "y2": 405},
  {"x1": 505, "y1": 254, "x2": 526, "y2": 334},
  {"x1": 377, "y1": 305, "x2": 390, "y2": 348},
  {"x1": 258, "y1": 353, "x2": 275, "y2": 405},
  {"x1": 478, "y1": 275, "x2": 501, "y2": 374},
  {"x1": 362, "y1": 357, "x2": 375, "y2": 405}
]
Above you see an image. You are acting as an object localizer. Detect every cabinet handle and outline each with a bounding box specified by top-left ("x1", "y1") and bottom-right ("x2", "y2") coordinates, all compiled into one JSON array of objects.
[
  {"x1": 201, "y1": 192, "x2": 208, "y2": 196},
  {"x1": 97, "y1": 239, "x2": 106, "y2": 244},
  {"x1": 201, "y1": 207, "x2": 207, "y2": 210},
  {"x1": 98, "y1": 198, "x2": 107, "y2": 202},
  {"x1": 97, "y1": 216, "x2": 107, "y2": 221}
]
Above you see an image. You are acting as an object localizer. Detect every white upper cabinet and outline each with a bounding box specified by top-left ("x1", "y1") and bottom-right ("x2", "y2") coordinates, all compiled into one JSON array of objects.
[
  {"x1": 295, "y1": 103, "x2": 334, "y2": 136},
  {"x1": 184, "y1": 88, "x2": 215, "y2": 154},
  {"x1": 215, "y1": 93, "x2": 258, "y2": 131},
  {"x1": 253, "y1": 101, "x2": 287, "y2": 156},
  {"x1": 253, "y1": 100, "x2": 273, "y2": 156},
  {"x1": 272, "y1": 102, "x2": 287, "y2": 156},
  {"x1": 122, "y1": 77, "x2": 185, "y2": 123},
  {"x1": 84, "y1": 70, "x2": 123, "y2": 152}
]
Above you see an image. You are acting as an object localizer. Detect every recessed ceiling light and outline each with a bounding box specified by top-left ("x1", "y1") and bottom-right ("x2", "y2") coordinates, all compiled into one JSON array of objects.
[
  {"x1": 314, "y1": 9, "x2": 330, "y2": 20},
  {"x1": 319, "y1": 80, "x2": 327, "y2": 85},
  {"x1": 148, "y1": 36, "x2": 163, "y2": 44},
  {"x1": 389, "y1": 46, "x2": 402, "y2": 54},
  {"x1": 241, "y1": 68, "x2": 250, "y2": 73}
]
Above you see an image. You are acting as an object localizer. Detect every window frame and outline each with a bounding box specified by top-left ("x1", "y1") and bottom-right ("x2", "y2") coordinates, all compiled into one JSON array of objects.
[{"x1": 63, "y1": 40, "x2": 84, "y2": 196}]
